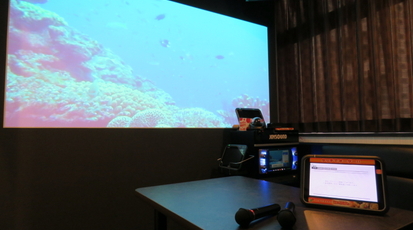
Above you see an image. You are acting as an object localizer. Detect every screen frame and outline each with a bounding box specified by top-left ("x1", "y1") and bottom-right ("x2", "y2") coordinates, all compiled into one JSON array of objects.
[{"x1": 300, "y1": 154, "x2": 389, "y2": 215}]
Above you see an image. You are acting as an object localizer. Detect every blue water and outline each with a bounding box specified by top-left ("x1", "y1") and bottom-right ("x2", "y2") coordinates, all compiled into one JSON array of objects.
[{"x1": 39, "y1": 0, "x2": 270, "y2": 115}]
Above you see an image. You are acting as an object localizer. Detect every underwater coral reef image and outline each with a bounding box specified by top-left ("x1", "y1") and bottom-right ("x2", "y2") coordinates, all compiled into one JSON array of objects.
[{"x1": 5, "y1": 0, "x2": 270, "y2": 128}]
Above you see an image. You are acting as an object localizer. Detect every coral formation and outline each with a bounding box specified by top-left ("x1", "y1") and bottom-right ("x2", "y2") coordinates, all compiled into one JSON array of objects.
[
  {"x1": 107, "y1": 116, "x2": 132, "y2": 128},
  {"x1": 10, "y1": 0, "x2": 67, "y2": 31},
  {"x1": 174, "y1": 108, "x2": 229, "y2": 128},
  {"x1": 5, "y1": 66, "x2": 178, "y2": 127},
  {"x1": 129, "y1": 109, "x2": 170, "y2": 128},
  {"x1": 216, "y1": 109, "x2": 238, "y2": 126}
]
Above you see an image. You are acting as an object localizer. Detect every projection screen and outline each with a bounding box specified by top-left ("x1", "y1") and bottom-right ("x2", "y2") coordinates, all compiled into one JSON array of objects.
[{"x1": 4, "y1": 0, "x2": 269, "y2": 128}]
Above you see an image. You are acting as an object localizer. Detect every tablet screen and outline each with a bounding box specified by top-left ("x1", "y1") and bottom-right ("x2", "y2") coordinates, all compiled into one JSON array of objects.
[{"x1": 301, "y1": 156, "x2": 388, "y2": 214}]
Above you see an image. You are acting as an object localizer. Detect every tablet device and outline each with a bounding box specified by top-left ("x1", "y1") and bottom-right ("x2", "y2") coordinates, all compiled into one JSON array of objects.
[
  {"x1": 235, "y1": 108, "x2": 265, "y2": 130},
  {"x1": 300, "y1": 155, "x2": 389, "y2": 215},
  {"x1": 218, "y1": 144, "x2": 247, "y2": 170}
]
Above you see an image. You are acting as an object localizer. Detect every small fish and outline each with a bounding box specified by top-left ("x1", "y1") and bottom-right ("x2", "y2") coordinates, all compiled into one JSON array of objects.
[
  {"x1": 160, "y1": 39, "x2": 170, "y2": 48},
  {"x1": 155, "y1": 14, "x2": 166, "y2": 20},
  {"x1": 215, "y1": 55, "x2": 225, "y2": 59}
]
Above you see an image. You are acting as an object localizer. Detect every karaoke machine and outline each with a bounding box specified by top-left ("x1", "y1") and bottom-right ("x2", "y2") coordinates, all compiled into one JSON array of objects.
[{"x1": 226, "y1": 128, "x2": 299, "y2": 178}]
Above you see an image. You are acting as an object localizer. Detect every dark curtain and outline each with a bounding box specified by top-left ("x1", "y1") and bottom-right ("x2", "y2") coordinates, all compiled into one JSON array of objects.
[{"x1": 274, "y1": 0, "x2": 413, "y2": 132}]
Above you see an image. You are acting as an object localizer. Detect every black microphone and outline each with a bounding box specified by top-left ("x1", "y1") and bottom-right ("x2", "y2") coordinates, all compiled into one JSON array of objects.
[
  {"x1": 277, "y1": 202, "x2": 296, "y2": 229},
  {"x1": 235, "y1": 203, "x2": 281, "y2": 227}
]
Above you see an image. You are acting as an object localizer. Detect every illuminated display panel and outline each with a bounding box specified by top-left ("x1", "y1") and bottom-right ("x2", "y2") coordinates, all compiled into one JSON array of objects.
[{"x1": 4, "y1": 0, "x2": 269, "y2": 128}]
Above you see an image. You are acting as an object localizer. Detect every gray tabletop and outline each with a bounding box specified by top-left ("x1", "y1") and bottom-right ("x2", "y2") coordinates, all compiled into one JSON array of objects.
[{"x1": 136, "y1": 176, "x2": 413, "y2": 230}]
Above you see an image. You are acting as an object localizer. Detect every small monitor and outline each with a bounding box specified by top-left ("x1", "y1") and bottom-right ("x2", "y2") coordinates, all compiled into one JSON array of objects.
[{"x1": 258, "y1": 146, "x2": 298, "y2": 174}]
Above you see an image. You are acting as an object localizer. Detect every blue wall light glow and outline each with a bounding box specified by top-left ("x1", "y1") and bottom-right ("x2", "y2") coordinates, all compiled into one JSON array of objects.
[{"x1": 5, "y1": 0, "x2": 269, "y2": 128}]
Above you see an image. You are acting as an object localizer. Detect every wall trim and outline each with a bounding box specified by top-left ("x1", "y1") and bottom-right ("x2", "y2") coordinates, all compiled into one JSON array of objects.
[{"x1": 299, "y1": 133, "x2": 413, "y2": 145}]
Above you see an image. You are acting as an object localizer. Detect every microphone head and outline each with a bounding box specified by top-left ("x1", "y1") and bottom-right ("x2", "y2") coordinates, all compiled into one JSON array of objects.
[
  {"x1": 277, "y1": 209, "x2": 296, "y2": 229},
  {"x1": 235, "y1": 208, "x2": 254, "y2": 227}
]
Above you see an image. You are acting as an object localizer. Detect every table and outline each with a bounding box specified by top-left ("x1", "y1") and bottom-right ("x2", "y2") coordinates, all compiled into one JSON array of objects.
[{"x1": 135, "y1": 176, "x2": 413, "y2": 230}]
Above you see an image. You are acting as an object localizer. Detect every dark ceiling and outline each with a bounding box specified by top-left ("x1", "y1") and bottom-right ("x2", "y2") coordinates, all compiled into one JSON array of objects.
[{"x1": 171, "y1": 0, "x2": 275, "y2": 26}]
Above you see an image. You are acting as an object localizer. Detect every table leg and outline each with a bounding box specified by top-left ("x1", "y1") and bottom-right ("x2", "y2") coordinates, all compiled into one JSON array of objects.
[{"x1": 154, "y1": 210, "x2": 167, "y2": 230}]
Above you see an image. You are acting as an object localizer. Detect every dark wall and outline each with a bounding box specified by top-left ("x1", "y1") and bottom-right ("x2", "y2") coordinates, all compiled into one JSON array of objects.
[
  {"x1": 0, "y1": 128, "x2": 231, "y2": 229},
  {"x1": 0, "y1": 0, "x2": 274, "y2": 230}
]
